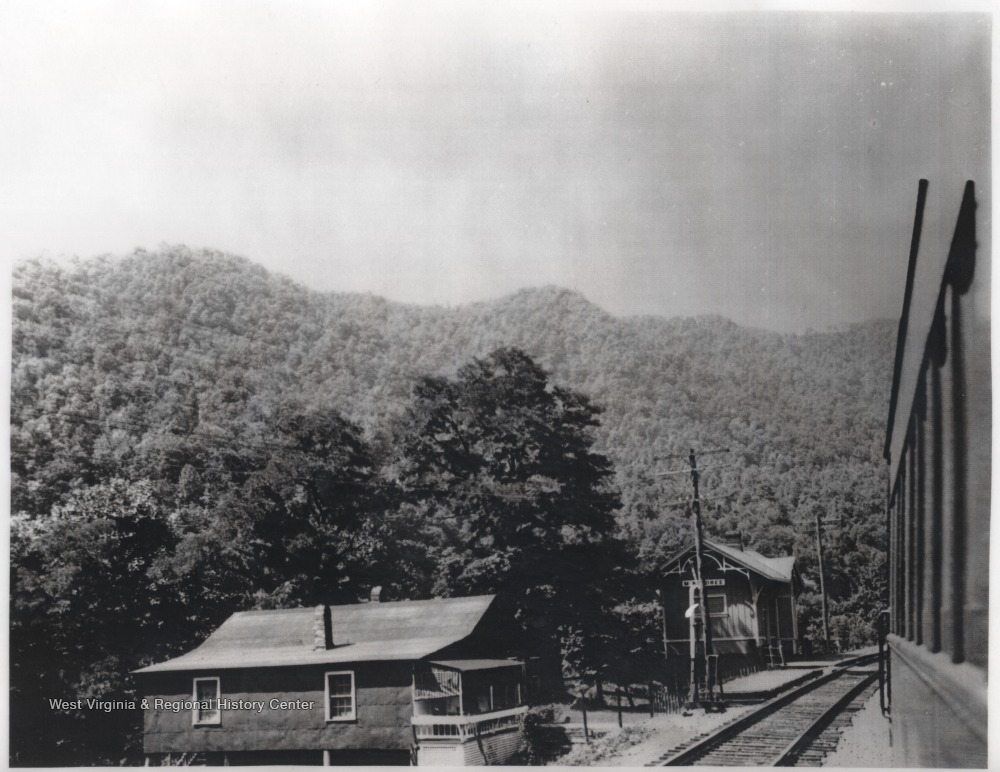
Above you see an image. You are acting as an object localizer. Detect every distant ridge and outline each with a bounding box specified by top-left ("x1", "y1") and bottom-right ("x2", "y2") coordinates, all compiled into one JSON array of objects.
[{"x1": 13, "y1": 245, "x2": 893, "y2": 568}]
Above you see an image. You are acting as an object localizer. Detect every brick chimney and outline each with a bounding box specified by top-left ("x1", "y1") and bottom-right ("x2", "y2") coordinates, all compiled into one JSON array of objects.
[
  {"x1": 724, "y1": 531, "x2": 743, "y2": 550},
  {"x1": 313, "y1": 605, "x2": 333, "y2": 650}
]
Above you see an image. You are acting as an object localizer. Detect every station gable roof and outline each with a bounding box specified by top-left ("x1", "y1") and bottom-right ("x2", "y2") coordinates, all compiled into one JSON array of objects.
[{"x1": 662, "y1": 540, "x2": 796, "y2": 584}]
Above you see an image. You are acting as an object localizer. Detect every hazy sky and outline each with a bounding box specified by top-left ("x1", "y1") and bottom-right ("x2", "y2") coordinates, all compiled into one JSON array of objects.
[{"x1": 0, "y1": 2, "x2": 990, "y2": 331}]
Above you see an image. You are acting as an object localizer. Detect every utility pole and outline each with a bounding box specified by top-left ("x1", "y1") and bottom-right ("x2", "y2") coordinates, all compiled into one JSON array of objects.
[
  {"x1": 687, "y1": 448, "x2": 715, "y2": 704},
  {"x1": 813, "y1": 510, "x2": 839, "y2": 651},
  {"x1": 652, "y1": 446, "x2": 729, "y2": 705},
  {"x1": 814, "y1": 512, "x2": 830, "y2": 650}
]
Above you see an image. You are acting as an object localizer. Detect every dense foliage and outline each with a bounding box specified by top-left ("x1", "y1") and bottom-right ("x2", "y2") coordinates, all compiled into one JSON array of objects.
[
  {"x1": 10, "y1": 247, "x2": 894, "y2": 764},
  {"x1": 387, "y1": 348, "x2": 630, "y2": 688}
]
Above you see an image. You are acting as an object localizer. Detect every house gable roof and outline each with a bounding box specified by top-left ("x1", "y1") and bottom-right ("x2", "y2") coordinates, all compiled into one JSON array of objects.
[
  {"x1": 662, "y1": 539, "x2": 796, "y2": 584},
  {"x1": 135, "y1": 595, "x2": 497, "y2": 674}
]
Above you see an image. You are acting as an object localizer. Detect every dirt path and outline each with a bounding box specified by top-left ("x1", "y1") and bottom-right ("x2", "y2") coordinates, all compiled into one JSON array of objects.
[
  {"x1": 551, "y1": 705, "x2": 754, "y2": 766},
  {"x1": 820, "y1": 690, "x2": 893, "y2": 767}
]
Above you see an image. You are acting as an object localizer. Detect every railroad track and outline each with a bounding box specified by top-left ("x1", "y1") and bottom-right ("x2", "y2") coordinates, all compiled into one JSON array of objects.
[{"x1": 653, "y1": 654, "x2": 879, "y2": 767}]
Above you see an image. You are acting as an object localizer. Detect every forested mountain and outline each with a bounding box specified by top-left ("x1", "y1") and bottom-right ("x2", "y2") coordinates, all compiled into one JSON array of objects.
[{"x1": 11, "y1": 247, "x2": 894, "y2": 764}]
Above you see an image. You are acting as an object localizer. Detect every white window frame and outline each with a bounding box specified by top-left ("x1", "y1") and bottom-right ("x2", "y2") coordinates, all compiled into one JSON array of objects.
[
  {"x1": 192, "y1": 677, "x2": 221, "y2": 726},
  {"x1": 706, "y1": 593, "x2": 728, "y2": 618},
  {"x1": 325, "y1": 670, "x2": 357, "y2": 722}
]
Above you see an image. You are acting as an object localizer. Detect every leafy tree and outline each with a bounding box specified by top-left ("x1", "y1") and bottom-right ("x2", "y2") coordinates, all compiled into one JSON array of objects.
[
  {"x1": 389, "y1": 348, "x2": 629, "y2": 690},
  {"x1": 235, "y1": 406, "x2": 385, "y2": 605},
  {"x1": 163, "y1": 403, "x2": 401, "y2": 619},
  {"x1": 10, "y1": 480, "x2": 182, "y2": 765}
]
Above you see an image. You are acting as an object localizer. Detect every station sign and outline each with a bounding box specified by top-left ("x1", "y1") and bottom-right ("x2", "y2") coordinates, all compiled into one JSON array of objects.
[{"x1": 682, "y1": 578, "x2": 724, "y2": 587}]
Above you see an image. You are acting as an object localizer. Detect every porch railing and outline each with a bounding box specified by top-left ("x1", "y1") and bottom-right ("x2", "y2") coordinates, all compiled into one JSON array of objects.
[{"x1": 412, "y1": 705, "x2": 527, "y2": 741}]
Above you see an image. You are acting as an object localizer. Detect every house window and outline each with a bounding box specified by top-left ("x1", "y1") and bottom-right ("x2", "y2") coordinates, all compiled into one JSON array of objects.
[
  {"x1": 192, "y1": 677, "x2": 220, "y2": 726},
  {"x1": 706, "y1": 594, "x2": 728, "y2": 617},
  {"x1": 325, "y1": 671, "x2": 356, "y2": 721}
]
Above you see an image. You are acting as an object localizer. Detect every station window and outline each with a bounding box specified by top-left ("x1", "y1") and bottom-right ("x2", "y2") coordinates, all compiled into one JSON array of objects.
[
  {"x1": 706, "y1": 594, "x2": 728, "y2": 617},
  {"x1": 325, "y1": 671, "x2": 356, "y2": 721},
  {"x1": 192, "y1": 677, "x2": 221, "y2": 726}
]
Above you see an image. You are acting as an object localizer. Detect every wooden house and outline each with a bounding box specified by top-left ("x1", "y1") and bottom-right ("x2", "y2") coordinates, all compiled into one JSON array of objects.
[
  {"x1": 659, "y1": 533, "x2": 801, "y2": 676},
  {"x1": 134, "y1": 594, "x2": 527, "y2": 766}
]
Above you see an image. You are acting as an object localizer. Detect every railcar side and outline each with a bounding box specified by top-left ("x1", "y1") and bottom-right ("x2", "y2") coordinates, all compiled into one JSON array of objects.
[{"x1": 883, "y1": 179, "x2": 989, "y2": 767}]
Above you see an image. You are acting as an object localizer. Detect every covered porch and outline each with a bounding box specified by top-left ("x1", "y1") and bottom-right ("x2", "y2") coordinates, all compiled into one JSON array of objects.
[{"x1": 412, "y1": 660, "x2": 527, "y2": 765}]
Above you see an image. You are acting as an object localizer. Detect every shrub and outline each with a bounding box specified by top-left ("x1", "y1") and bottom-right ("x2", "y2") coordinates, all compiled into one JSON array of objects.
[{"x1": 517, "y1": 705, "x2": 571, "y2": 765}]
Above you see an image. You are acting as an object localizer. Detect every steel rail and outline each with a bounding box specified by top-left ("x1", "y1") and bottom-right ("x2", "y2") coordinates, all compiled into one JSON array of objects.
[
  {"x1": 771, "y1": 669, "x2": 879, "y2": 766},
  {"x1": 830, "y1": 652, "x2": 880, "y2": 669},
  {"x1": 658, "y1": 654, "x2": 878, "y2": 766}
]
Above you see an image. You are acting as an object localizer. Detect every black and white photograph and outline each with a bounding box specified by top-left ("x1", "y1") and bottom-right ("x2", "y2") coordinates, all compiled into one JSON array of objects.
[{"x1": 3, "y1": 1, "x2": 990, "y2": 767}]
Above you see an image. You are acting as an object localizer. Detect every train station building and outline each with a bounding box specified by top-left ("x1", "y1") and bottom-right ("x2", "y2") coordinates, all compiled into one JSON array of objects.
[{"x1": 658, "y1": 532, "x2": 801, "y2": 679}]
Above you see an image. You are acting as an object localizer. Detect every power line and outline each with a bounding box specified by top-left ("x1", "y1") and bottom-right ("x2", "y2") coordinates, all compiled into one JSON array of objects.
[
  {"x1": 657, "y1": 491, "x2": 739, "y2": 510},
  {"x1": 651, "y1": 447, "x2": 731, "y2": 462},
  {"x1": 653, "y1": 463, "x2": 736, "y2": 478}
]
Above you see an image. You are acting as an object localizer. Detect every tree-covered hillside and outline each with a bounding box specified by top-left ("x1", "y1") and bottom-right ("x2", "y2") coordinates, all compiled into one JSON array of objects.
[
  {"x1": 11, "y1": 247, "x2": 894, "y2": 763},
  {"x1": 15, "y1": 247, "x2": 892, "y2": 520}
]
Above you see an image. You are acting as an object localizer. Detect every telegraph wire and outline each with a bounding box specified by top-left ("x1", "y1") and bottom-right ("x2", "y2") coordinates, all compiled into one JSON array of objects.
[{"x1": 652, "y1": 463, "x2": 735, "y2": 477}]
